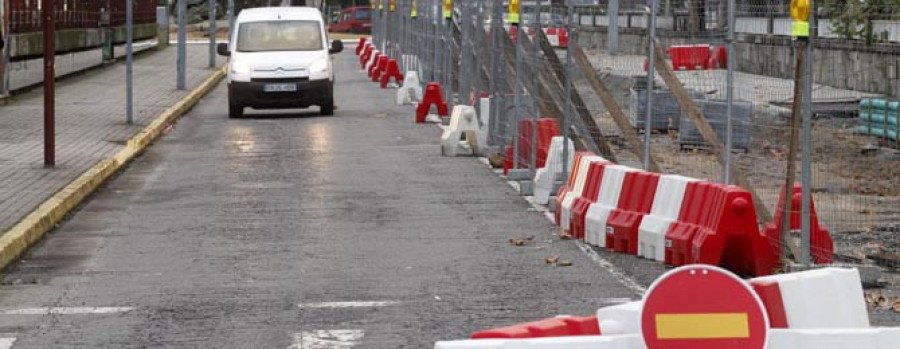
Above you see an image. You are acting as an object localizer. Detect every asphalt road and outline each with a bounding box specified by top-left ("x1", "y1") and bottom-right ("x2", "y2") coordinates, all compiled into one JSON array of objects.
[{"x1": 0, "y1": 51, "x2": 638, "y2": 348}]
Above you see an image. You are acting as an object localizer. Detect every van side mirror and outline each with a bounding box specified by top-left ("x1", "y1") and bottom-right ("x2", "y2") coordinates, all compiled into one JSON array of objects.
[
  {"x1": 216, "y1": 43, "x2": 230, "y2": 56},
  {"x1": 329, "y1": 40, "x2": 344, "y2": 54}
]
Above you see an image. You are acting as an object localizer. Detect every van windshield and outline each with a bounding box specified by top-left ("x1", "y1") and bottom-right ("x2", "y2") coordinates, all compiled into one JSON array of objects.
[{"x1": 237, "y1": 20, "x2": 323, "y2": 52}]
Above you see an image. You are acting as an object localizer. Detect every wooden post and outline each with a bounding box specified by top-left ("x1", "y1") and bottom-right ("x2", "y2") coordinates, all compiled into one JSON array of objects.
[{"x1": 778, "y1": 41, "x2": 807, "y2": 263}]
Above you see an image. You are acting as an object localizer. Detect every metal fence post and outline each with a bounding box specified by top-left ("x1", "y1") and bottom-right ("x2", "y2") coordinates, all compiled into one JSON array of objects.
[
  {"x1": 513, "y1": 21, "x2": 523, "y2": 173},
  {"x1": 562, "y1": 2, "x2": 575, "y2": 182},
  {"x1": 489, "y1": 0, "x2": 503, "y2": 148},
  {"x1": 643, "y1": 0, "x2": 657, "y2": 170},
  {"x1": 228, "y1": 0, "x2": 234, "y2": 37},
  {"x1": 530, "y1": 0, "x2": 541, "y2": 174},
  {"x1": 724, "y1": 0, "x2": 735, "y2": 183},
  {"x1": 800, "y1": 0, "x2": 816, "y2": 267},
  {"x1": 608, "y1": 0, "x2": 619, "y2": 55}
]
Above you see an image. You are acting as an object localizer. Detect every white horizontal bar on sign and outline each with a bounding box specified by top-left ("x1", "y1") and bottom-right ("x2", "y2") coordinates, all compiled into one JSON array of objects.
[
  {"x1": 0, "y1": 307, "x2": 134, "y2": 315},
  {"x1": 298, "y1": 301, "x2": 400, "y2": 309},
  {"x1": 0, "y1": 338, "x2": 15, "y2": 349}
]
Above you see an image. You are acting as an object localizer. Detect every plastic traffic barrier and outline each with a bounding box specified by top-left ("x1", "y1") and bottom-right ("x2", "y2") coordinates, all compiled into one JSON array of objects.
[
  {"x1": 355, "y1": 37, "x2": 367, "y2": 55},
  {"x1": 665, "y1": 182, "x2": 777, "y2": 276},
  {"x1": 666, "y1": 45, "x2": 710, "y2": 71},
  {"x1": 533, "y1": 136, "x2": 575, "y2": 205},
  {"x1": 556, "y1": 156, "x2": 608, "y2": 231},
  {"x1": 371, "y1": 56, "x2": 389, "y2": 82},
  {"x1": 606, "y1": 172, "x2": 661, "y2": 254},
  {"x1": 436, "y1": 334, "x2": 644, "y2": 349},
  {"x1": 596, "y1": 302, "x2": 641, "y2": 335},
  {"x1": 569, "y1": 161, "x2": 613, "y2": 239},
  {"x1": 767, "y1": 328, "x2": 900, "y2": 349},
  {"x1": 558, "y1": 28, "x2": 568, "y2": 48},
  {"x1": 360, "y1": 45, "x2": 374, "y2": 68},
  {"x1": 416, "y1": 83, "x2": 449, "y2": 123},
  {"x1": 504, "y1": 119, "x2": 561, "y2": 173},
  {"x1": 707, "y1": 46, "x2": 727, "y2": 69},
  {"x1": 749, "y1": 268, "x2": 869, "y2": 329},
  {"x1": 367, "y1": 52, "x2": 384, "y2": 77},
  {"x1": 380, "y1": 59, "x2": 404, "y2": 88},
  {"x1": 472, "y1": 316, "x2": 600, "y2": 339},
  {"x1": 762, "y1": 183, "x2": 834, "y2": 264},
  {"x1": 554, "y1": 152, "x2": 594, "y2": 225},
  {"x1": 396, "y1": 71, "x2": 423, "y2": 105},
  {"x1": 582, "y1": 165, "x2": 640, "y2": 247},
  {"x1": 636, "y1": 175, "x2": 698, "y2": 261},
  {"x1": 442, "y1": 106, "x2": 486, "y2": 157}
]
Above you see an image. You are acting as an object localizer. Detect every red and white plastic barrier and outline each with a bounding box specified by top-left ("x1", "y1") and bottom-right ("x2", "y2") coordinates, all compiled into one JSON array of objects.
[
  {"x1": 436, "y1": 266, "x2": 894, "y2": 349},
  {"x1": 750, "y1": 267, "x2": 869, "y2": 329},
  {"x1": 555, "y1": 156, "x2": 609, "y2": 231},
  {"x1": 636, "y1": 175, "x2": 698, "y2": 261},
  {"x1": 582, "y1": 165, "x2": 641, "y2": 247},
  {"x1": 533, "y1": 136, "x2": 575, "y2": 205}
]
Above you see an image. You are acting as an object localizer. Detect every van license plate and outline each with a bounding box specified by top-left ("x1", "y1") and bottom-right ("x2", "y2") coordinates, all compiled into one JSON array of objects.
[{"x1": 263, "y1": 83, "x2": 297, "y2": 92}]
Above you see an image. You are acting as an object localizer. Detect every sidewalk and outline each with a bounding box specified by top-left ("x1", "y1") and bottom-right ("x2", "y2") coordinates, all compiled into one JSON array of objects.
[{"x1": 0, "y1": 44, "x2": 225, "y2": 233}]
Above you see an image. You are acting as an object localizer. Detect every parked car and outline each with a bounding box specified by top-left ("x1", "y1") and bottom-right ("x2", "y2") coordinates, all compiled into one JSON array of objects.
[
  {"x1": 217, "y1": 6, "x2": 344, "y2": 118},
  {"x1": 328, "y1": 6, "x2": 372, "y2": 34}
]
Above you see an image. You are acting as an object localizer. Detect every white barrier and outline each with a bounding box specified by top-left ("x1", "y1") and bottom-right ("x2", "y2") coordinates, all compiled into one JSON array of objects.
[
  {"x1": 596, "y1": 301, "x2": 641, "y2": 336},
  {"x1": 397, "y1": 71, "x2": 423, "y2": 105},
  {"x1": 435, "y1": 334, "x2": 645, "y2": 349},
  {"x1": 584, "y1": 165, "x2": 640, "y2": 247},
  {"x1": 635, "y1": 175, "x2": 698, "y2": 261},
  {"x1": 559, "y1": 156, "x2": 606, "y2": 229},
  {"x1": 750, "y1": 268, "x2": 869, "y2": 329},
  {"x1": 769, "y1": 328, "x2": 900, "y2": 349},
  {"x1": 533, "y1": 136, "x2": 576, "y2": 205},
  {"x1": 442, "y1": 106, "x2": 486, "y2": 157}
]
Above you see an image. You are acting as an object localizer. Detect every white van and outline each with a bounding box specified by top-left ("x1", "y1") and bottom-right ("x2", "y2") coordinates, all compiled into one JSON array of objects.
[{"x1": 217, "y1": 7, "x2": 344, "y2": 118}]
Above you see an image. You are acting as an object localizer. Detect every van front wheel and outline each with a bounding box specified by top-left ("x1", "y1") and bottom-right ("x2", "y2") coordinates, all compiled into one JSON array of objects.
[{"x1": 320, "y1": 84, "x2": 334, "y2": 116}]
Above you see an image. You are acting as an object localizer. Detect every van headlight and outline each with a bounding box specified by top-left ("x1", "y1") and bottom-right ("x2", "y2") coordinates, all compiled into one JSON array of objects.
[
  {"x1": 310, "y1": 58, "x2": 329, "y2": 74},
  {"x1": 231, "y1": 61, "x2": 251, "y2": 75}
]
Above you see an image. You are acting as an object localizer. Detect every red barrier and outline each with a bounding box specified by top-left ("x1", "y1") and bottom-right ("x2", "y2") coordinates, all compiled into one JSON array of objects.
[
  {"x1": 606, "y1": 171, "x2": 661, "y2": 254},
  {"x1": 749, "y1": 279, "x2": 790, "y2": 328},
  {"x1": 415, "y1": 83, "x2": 449, "y2": 123},
  {"x1": 569, "y1": 161, "x2": 611, "y2": 239},
  {"x1": 360, "y1": 46, "x2": 374, "y2": 69},
  {"x1": 692, "y1": 185, "x2": 777, "y2": 276},
  {"x1": 371, "y1": 56, "x2": 389, "y2": 82},
  {"x1": 504, "y1": 119, "x2": 561, "y2": 173},
  {"x1": 666, "y1": 45, "x2": 710, "y2": 71},
  {"x1": 665, "y1": 181, "x2": 712, "y2": 266},
  {"x1": 762, "y1": 183, "x2": 834, "y2": 264},
  {"x1": 558, "y1": 28, "x2": 569, "y2": 48},
  {"x1": 355, "y1": 37, "x2": 368, "y2": 55},
  {"x1": 471, "y1": 316, "x2": 599, "y2": 339},
  {"x1": 380, "y1": 59, "x2": 404, "y2": 88},
  {"x1": 554, "y1": 152, "x2": 594, "y2": 225},
  {"x1": 708, "y1": 46, "x2": 727, "y2": 69},
  {"x1": 509, "y1": 24, "x2": 518, "y2": 43},
  {"x1": 367, "y1": 53, "x2": 384, "y2": 77}
]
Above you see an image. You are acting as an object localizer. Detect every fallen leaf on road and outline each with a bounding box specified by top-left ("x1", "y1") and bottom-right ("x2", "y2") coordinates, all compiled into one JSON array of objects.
[
  {"x1": 509, "y1": 236, "x2": 535, "y2": 246},
  {"x1": 545, "y1": 256, "x2": 559, "y2": 265},
  {"x1": 893, "y1": 301, "x2": 900, "y2": 313},
  {"x1": 558, "y1": 260, "x2": 573, "y2": 267},
  {"x1": 558, "y1": 230, "x2": 573, "y2": 240}
]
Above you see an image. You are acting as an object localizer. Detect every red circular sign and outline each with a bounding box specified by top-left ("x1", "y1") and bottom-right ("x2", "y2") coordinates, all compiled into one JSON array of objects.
[{"x1": 641, "y1": 265, "x2": 769, "y2": 349}]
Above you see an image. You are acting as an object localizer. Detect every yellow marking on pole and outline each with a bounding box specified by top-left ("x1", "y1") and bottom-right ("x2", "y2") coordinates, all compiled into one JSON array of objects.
[{"x1": 655, "y1": 313, "x2": 750, "y2": 339}]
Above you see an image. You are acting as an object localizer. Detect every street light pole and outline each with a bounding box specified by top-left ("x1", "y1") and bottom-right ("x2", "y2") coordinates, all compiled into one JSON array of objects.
[
  {"x1": 42, "y1": 0, "x2": 55, "y2": 167},
  {"x1": 127, "y1": 0, "x2": 134, "y2": 124}
]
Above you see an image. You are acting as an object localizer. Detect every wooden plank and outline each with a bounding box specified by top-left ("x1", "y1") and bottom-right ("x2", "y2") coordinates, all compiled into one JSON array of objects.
[
  {"x1": 533, "y1": 30, "x2": 619, "y2": 163},
  {"x1": 569, "y1": 42, "x2": 662, "y2": 173},
  {"x1": 651, "y1": 44, "x2": 773, "y2": 223},
  {"x1": 778, "y1": 42, "x2": 808, "y2": 263}
]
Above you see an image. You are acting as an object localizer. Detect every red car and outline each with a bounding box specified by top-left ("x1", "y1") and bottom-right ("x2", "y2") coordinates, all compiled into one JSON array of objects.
[{"x1": 328, "y1": 6, "x2": 372, "y2": 34}]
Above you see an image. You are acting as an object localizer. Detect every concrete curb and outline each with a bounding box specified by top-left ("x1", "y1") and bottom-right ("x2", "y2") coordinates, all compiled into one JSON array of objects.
[{"x1": 0, "y1": 66, "x2": 227, "y2": 271}]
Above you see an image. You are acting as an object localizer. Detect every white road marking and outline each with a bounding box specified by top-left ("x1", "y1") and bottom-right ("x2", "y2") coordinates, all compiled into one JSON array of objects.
[
  {"x1": 0, "y1": 338, "x2": 15, "y2": 349},
  {"x1": 289, "y1": 329, "x2": 364, "y2": 349},
  {"x1": 298, "y1": 301, "x2": 399, "y2": 309},
  {"x1": 0, "y1": 307, "x2": 134, "y2": 315}
]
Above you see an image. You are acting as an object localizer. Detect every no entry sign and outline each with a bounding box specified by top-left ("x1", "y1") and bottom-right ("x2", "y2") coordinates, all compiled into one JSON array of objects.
[{"x1": 641, "y1": 265, "x2": 770, "y2": 349}]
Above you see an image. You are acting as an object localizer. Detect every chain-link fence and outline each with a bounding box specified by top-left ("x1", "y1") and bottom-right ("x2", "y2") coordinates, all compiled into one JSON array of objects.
[{"x1": 371, "y1": 0, "x2": 899, "y2": 271}]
